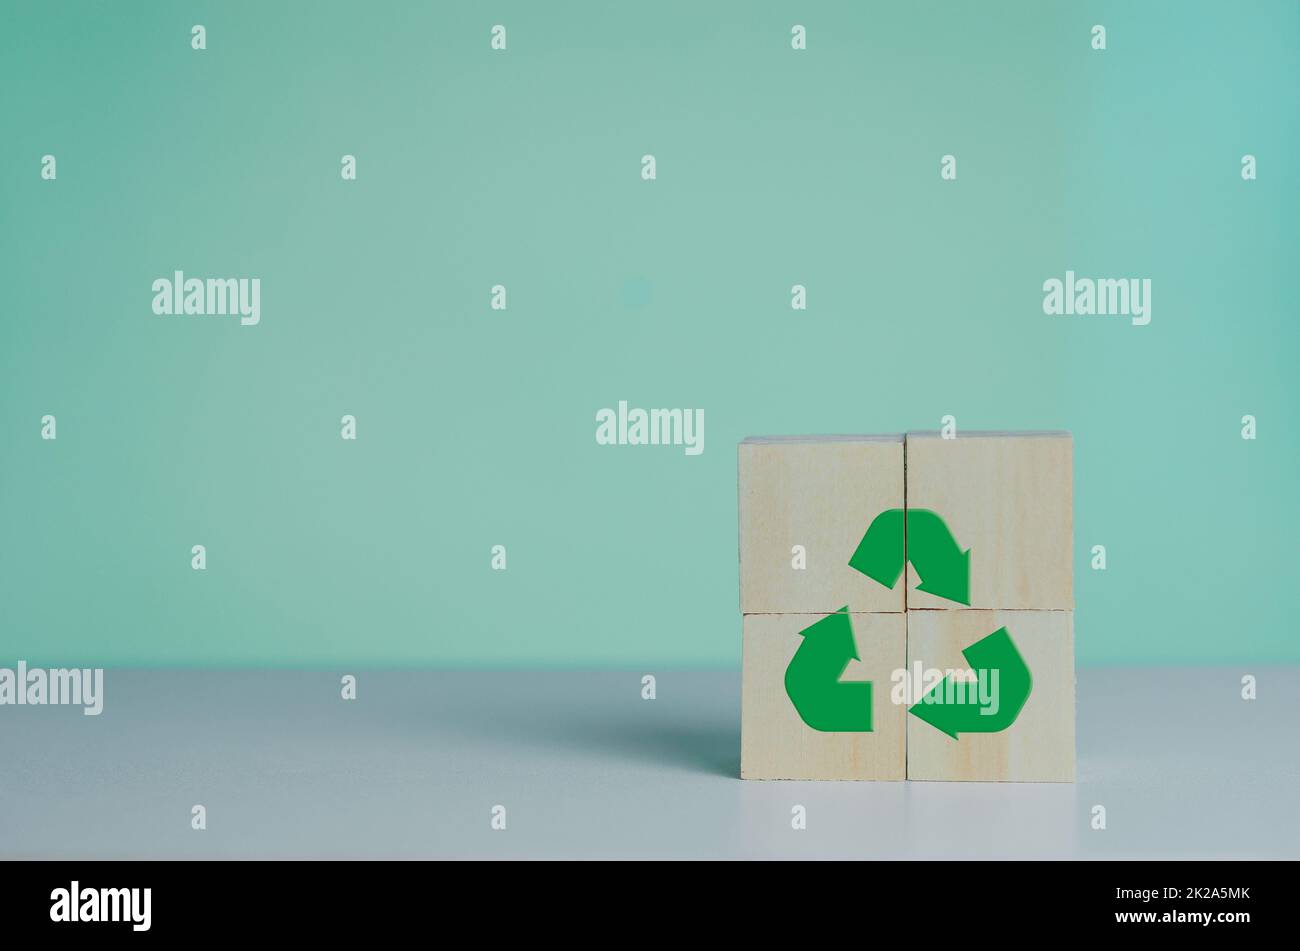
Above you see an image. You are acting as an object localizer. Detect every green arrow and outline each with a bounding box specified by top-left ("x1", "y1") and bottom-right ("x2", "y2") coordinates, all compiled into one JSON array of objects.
[
  {"x1": 906, "y1": 509, "x2": 970, "y2": 606},
  {"x1": 848, "y1": 508, "x2": 905, "y2": 588},
  {"x1": 849, "y1": 508, "x2": 970, "y2": 606},
  {"x1": 908, "y1": 627, "x2": 1032, "y2": 739},
  {"x1": 783, "y1": 607, "x2": 873, "y2": 732}
]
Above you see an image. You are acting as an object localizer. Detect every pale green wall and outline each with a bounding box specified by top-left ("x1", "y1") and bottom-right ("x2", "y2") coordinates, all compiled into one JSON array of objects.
[{"x1": 2, "y1": 1, "x2": 1296, "y2": 666}]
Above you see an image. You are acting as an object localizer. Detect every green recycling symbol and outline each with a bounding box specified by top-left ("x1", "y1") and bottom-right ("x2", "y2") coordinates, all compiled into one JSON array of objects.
[{"x1": 783, "y1": 509, "x2": 1033, "y2": 738}]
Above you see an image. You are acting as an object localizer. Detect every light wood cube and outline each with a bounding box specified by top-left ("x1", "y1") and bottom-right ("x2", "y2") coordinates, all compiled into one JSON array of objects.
[
  {"x1": 739, "y1": 435, "x2": 905, "y2": 615},
  {"x1": 904, "y1": 431, "x2": 1073, "y2": 610},
  {"x1": 741, "y1": 611, "x2": 906, "y2": 781},
  {"x1": 905, "y1": 609, "x2": 1075, "y2": 782}
]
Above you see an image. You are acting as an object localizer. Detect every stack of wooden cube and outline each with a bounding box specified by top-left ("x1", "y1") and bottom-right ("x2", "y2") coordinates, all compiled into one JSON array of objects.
[{"x1": 738, "y1": 432, "x2": 1075, "y2": 782}]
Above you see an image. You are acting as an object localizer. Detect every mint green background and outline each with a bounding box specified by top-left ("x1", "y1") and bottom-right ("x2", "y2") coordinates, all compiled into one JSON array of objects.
[{"x1": 2, "y1": 1, "x2": 1296, "y2": 667}]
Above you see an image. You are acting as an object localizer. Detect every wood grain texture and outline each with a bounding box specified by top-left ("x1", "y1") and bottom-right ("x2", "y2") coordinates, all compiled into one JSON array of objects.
[
  {"x1": 905, "y1": 609, "x2": 1075, "y2": 782},
  {"x1": 741, "y1": 611, "x2": 906, "y2": 780},
  {"x1": 739, "y1": 435, "x2": 905, "y2": 615},
  {"x1": 905, "y1": 431, "x2": 1073, "y2": 610}
]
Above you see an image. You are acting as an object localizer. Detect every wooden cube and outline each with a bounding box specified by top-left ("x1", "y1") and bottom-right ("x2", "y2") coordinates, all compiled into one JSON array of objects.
[
  {"x1": 905, "y1": 609, "x2": 1075, "y2": 782},
  {"x1": 741, "y1": 611, "x2": 906, "y2": 780},
  {"x1": 739, "y1": 436, "x2": 905, "y2": 615},
  {"x1": 904, "y1": 431, "x2": 1073, "y2": 610}
]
